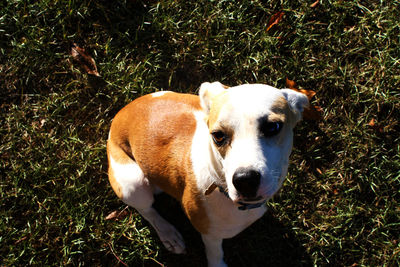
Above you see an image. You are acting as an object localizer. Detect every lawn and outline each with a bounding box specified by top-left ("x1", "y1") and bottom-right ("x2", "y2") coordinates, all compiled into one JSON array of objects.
[{"x1": 1, "y1": 0, "x2": 399, "y2": 266}]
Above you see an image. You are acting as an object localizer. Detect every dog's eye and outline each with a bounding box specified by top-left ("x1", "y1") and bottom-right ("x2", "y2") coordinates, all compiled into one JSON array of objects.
[
  {"x1": 260, "y1": 121, "x2": 283, "y2": 137},
  {"x1": 211, "y1": 131, "x2": 227, "y2": 146}
]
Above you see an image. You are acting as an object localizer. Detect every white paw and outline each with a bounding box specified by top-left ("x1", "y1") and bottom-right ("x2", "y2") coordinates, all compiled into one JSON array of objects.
[{"x1": 154, "y1": 221, "x2": 186, "y2": 254}]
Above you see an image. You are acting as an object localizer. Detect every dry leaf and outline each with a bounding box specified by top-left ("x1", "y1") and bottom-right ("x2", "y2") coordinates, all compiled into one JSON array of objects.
[
  {"x1": 40, "y1": 119, "x2": 46, "y2": 128},
  {"x1": 105, "y1": 211, "x2": 118, "y2": 220},
  {"x1": 285, "y1": 78, "x2": 297, "y2": 90},
  {"x1": 266, "y1": 11, "x2": 285, "y2": 32},
  {"x1": 368, "y1": 118, "x2": 384, "y2": 133},
  {"x1": 333, "y1": 189, "x2": 339, "y2": 195},
  {"x1": 70, "y1": 43, "x2": 100, "y2": 76},
  {"x1": 368, "y1": 118, "x2": 376, "y2": 127},
  {"x1": 105, "y1": 210, "x2": 128, "y2": 221},
  {"x1": 286, "y1": 78, "x2": 316, "y2": 99},
  {"x1": 303, "y1": 105, "x2": 323, "y2": 121},
  {"x1": 310, "y1": 0, "x2": 320, "y2": 8},
  {"x1": 285, "y1": 78, "x2": 322, "y2": 120}
]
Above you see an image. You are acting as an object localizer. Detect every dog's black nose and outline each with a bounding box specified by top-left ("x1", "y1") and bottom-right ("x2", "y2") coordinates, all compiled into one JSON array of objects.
[{"x1": 232, "y1": 168, "x2": 261, "y2": 198}]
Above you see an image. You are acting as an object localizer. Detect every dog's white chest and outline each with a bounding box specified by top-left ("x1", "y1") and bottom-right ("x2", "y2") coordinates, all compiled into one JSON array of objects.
[{"x1": 204, "y1": 190, "x2": 267, "y2": 238}]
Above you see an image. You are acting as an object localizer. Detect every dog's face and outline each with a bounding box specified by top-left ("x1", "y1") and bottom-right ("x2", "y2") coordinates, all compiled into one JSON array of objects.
[{"x1": 200, "y1": 82, "x2": 308, "y2": 204}]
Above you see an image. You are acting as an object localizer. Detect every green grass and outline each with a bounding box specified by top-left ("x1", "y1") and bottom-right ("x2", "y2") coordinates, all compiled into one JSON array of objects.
[{"x1": 1, "y1": 0, "x2": 399, "y2": 266}]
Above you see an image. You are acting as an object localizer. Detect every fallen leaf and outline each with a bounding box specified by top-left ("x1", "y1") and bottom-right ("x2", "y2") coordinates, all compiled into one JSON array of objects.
[
  {"x1": 286, "y1": 78, "x2": 316, "y2": 99},
  {"x1": 286, "y1": 78, "x2": 322, "y2": 120},
  {"x1": 40, "y1": 119, "x2": 46, "y2": 127},
  {"x1": 303, "y1": 105, "x2": 323, "y2": 120},
  {"x1": 368, "y1": 118, "x2": 376, "y2": 127},
  {"x1": 333, "y1": 189, "x2": 339, "y2": 195},
  {"x1": 105, "y1": 210, "x2": 128, "y2": 221},
  {"x1": 285, "y1": 78, "x2": 297, "y2": 90},
  {"x1": 266, "y1": 11, "x2": 284, "y2": 32},
  {"x1": 368, "y1": 118, "x2": 384, "y2": 133},
  {"x1": 70, "y1": 43, "x2": 100, "y2": 76},
  {"x1": 105, "y1": 211, "x2": 118, "y2": 220},
  {"x1": 310, "y1": 0, "x2": 320, "y2": 8}
]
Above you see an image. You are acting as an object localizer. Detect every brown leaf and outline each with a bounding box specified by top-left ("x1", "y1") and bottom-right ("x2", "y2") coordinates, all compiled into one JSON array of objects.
[
  {"x1": 105, "y1": 211, "x2": 118, "y2": 220},
  {"x1": 303, "y1": 105, "x2": 323, "y2": 121},
  {"x1": 368, "y1": 118, "x2": 376, "y2": 127},
  {"x1": 285, "y1": 78, "x2": 297, "y2": 90},
  {"x1": 368, "y1": 118, "x2": 384, "y2": 133},
  {"x1": 333, "y1": 189, "x2": 339, "y2": 195},
  {"x1": 266, "y1": 11, "x2": 285, "y2": 32},
  {"x1": 310, "y1": 0, "x2": 320, "y2": 8},
  {"x1": 105, "y1": 210, "x2": 128, "y2": 221},
  {"x1": 285, "y1": 78, "x2": 322, "y2": 120},
  {"x1": 70, "y1": 43, "x2": 100, "y2": 76},
  {"x1": 286, "y1": 78, "x2": 316, "y2": 100}
]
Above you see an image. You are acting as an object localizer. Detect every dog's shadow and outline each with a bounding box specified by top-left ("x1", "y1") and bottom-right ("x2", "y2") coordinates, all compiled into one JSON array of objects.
[{"x1": 150, "y1": 193, "x2": 312, "y2": 267}]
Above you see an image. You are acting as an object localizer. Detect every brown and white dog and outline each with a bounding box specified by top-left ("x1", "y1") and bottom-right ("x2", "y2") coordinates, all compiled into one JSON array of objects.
[{"x1": 107, "y1": 82, "x2": 308, "y2": 267}]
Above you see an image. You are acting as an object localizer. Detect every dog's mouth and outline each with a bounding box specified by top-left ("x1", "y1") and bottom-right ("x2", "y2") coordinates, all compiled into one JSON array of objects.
[
  {"x1": 239, "y1": 195, "x2": 263, "y2": 203},
  {"x1": 236, "y1": 197, "x2": 267, "y2": 210},
  {"x1": 205, "y1": 183, "x2": 267, "y2": 210}
]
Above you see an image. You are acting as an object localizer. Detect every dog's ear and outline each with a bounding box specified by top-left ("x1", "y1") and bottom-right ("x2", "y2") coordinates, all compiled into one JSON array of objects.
[
  {"x1": 199, "y1": 82, "x2": 228, "y2": 114},
  {"x1": 281, "y1": 89, "x2": 309, "y2": 124}
]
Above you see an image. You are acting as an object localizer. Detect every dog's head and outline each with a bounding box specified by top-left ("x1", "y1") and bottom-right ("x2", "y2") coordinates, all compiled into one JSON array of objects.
[{"x1": 200, "y1": 82, "x2": 308, "y2": 204}]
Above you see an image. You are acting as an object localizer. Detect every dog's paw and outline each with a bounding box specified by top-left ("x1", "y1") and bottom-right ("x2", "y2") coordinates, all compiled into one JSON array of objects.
[{"x1": 155, "y1": 222, "x2": 186, "y2": 254}]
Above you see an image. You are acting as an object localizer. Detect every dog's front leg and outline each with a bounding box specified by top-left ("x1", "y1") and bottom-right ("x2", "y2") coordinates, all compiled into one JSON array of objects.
[{"x1": 201, "y1": 234, "x2": 227, "y2": 267}]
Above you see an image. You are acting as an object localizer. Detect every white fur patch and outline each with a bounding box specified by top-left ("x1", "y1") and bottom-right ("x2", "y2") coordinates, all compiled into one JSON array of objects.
[
  {"x1": 109, "y1": 154, "x2": 150, "y2": 205},
  {"x1": 151, "y1": 91, "x2": 170, "y2": 97},
  {"x1": 191, "y1": 111, "x2": 221, "y2": 192},
  {"x1": 199, "y1": 82, "x2": 227, "y2": 113},
  {"x1": 204, "y1": 189, "x2": 266, "y2": 239}
]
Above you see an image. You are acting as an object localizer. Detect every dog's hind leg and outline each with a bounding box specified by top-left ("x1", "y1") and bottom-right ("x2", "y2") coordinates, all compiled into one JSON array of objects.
[{"x1": 108, "y1": 144, "x2": 186, "y2": 254}]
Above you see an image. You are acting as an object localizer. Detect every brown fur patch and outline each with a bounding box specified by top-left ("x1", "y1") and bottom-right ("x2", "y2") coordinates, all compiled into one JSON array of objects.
[
  {"x1": 207, "y1": 91, "x2": 229, "y2": 129},
  {"x1": 267, "y1": 96, "x2": 289, "y2": 123},
  {"x1": 107, "y1": 141, "x2": 125, "y2": 199},
  {"x1": 107, "y1": 92, "x2": 209, "y2": 234},
  {"x1": 206, "y1": 92, "x2": 234, "y2": 159}
]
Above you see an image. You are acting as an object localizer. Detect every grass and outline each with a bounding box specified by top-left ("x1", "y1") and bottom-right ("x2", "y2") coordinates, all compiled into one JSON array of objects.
[{"x1": 1, "y1": 0, "x2": 399, "y2": 266}]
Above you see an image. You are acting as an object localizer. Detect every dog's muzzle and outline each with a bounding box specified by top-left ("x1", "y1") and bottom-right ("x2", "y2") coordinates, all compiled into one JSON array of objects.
[
  {"x1": 232, "y1": 168, "x2": 261, "y2": 198},
  {"x1": 205, "y1": 183, "x2": 266, "y2": 211}
]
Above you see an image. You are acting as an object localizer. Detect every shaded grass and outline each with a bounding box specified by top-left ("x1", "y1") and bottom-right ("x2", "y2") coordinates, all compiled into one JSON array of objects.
[{"x1": 1, "y1": 0, "x2": 399, "y2": 266}]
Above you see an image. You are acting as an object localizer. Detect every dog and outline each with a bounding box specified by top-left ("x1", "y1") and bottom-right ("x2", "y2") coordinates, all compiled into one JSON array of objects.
[{"x1": 107, "y1": 82, "x2": 308, "y2": 267}]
